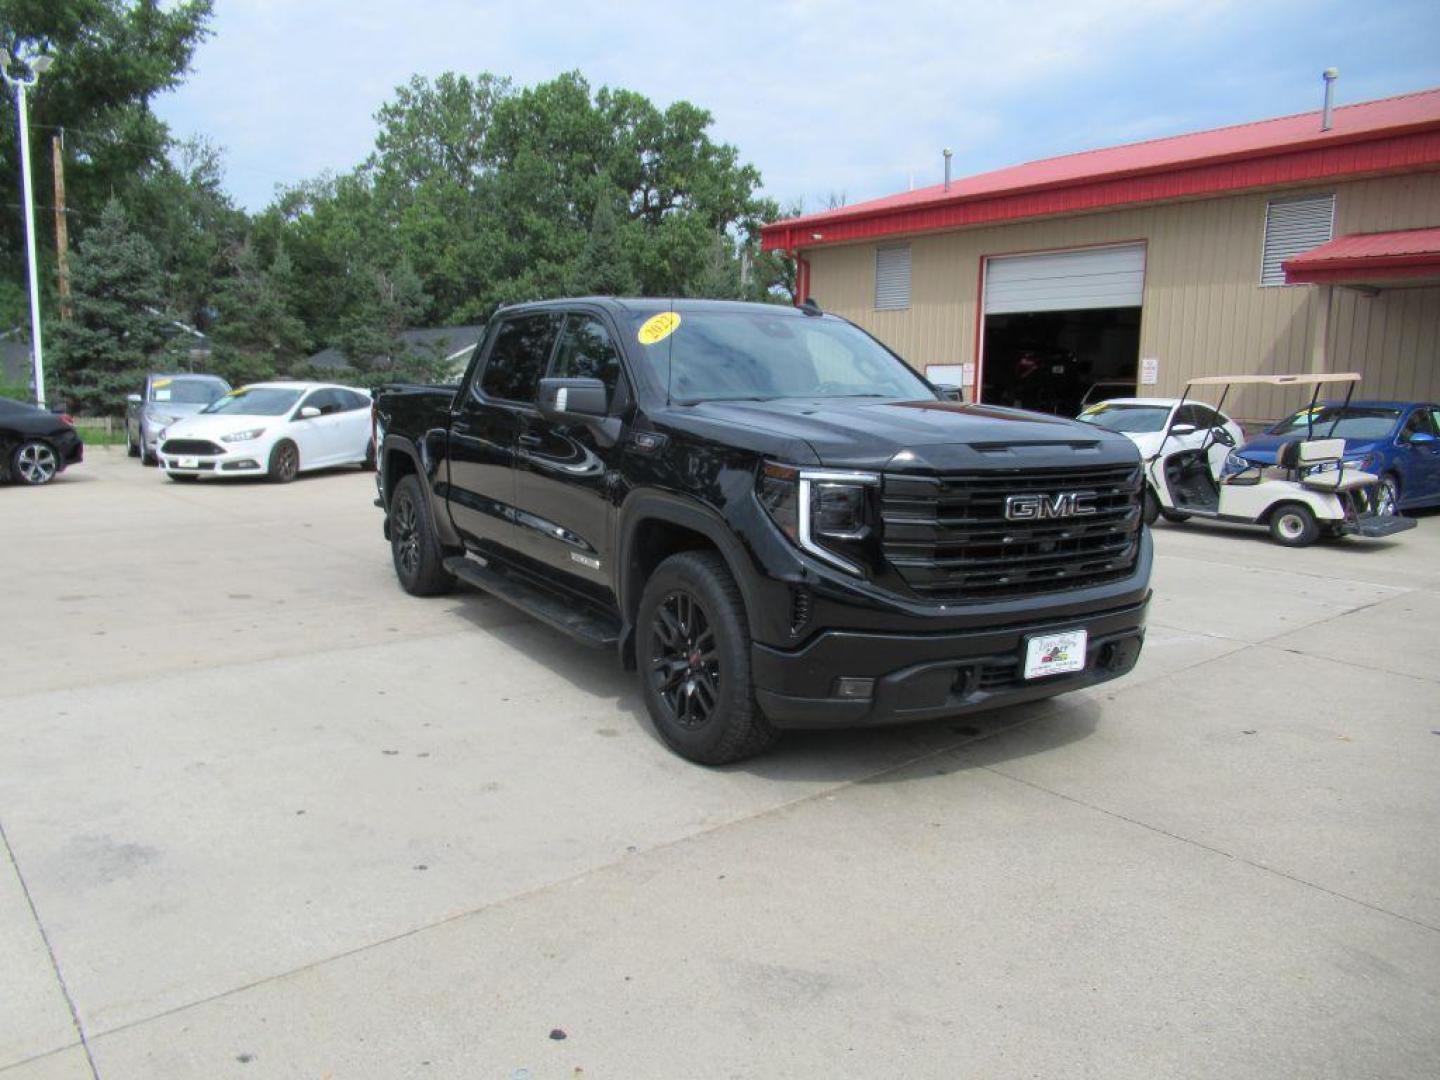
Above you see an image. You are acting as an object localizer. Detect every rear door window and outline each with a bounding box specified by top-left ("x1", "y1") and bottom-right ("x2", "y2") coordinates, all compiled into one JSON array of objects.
[{"x1": 480, "y1": 314, "x2": 563, "y2": 404}]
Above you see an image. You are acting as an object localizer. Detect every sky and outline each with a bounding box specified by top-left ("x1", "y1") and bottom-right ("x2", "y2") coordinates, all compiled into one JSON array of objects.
[{"x1": 153, "y1": 0, "x2": 1440, "y2": 214}]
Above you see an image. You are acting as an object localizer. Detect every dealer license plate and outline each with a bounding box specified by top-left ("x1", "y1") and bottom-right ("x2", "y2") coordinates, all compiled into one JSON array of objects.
[
  {"x1": 178, "y1": 455, "x2": 199, "y2": 468},
  {"x1": 1024, "y1": 629, "x2": 1087, "y2": 679}
]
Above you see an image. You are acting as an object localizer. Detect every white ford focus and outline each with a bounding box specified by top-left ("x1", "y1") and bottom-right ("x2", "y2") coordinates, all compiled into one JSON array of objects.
[{"x1": 157, "y1": 382, "x2": 374, "y2": 483}]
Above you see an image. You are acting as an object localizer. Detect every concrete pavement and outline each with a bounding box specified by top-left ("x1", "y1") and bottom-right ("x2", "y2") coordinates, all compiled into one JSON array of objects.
[{"x1": 2, "y1": 450, "x2": 1437, "y2": 1078}]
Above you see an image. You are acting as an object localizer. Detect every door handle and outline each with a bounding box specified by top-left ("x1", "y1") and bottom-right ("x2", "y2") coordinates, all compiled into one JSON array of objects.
[{"x1": 517, "y1": 433, "x2": 543, "y2": 448}]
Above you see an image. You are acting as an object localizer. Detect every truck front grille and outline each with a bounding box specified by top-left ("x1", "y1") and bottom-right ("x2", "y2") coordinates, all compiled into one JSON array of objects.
[{"x1": 881, "y1": 464, "x2": 1143, "y2": 600}]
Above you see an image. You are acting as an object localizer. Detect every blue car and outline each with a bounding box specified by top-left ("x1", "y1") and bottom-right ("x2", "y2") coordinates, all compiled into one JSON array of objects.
[{"x1": 1227, "y1": 400, "x2": 1440, "y2": 515}]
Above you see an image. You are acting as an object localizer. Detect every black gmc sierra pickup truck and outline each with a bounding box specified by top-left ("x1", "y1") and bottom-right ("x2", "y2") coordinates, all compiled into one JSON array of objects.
[{"x1": 374, "y1": 297, "x2": 1151, "y2": 764}]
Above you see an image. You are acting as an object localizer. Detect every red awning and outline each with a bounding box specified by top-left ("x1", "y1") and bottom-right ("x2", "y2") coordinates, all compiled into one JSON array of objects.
[{"x1": 1283, "y1": 226, "x2": 1440, "y2": 286}]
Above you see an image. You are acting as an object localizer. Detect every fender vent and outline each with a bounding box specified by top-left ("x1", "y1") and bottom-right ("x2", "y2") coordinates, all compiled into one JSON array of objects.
[{"x1": 790, "y1": 587, "x2": 813, "y2": 633}]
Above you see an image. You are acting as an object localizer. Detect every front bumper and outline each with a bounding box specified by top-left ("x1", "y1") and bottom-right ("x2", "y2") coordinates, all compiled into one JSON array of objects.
[
  {"x1": 159, "y1": 446, "x2": 266, "y2": 477},
  {"x1": 753, "y1": 597, "x2": 1148, "y2": 729}
]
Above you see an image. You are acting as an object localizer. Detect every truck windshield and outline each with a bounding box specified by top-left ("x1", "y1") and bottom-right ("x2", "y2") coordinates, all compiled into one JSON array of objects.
[
  {"x1": 150, "y1": 377, "x2": 228, "y2": 405},
  {"x1": 1075, "y1": 403, "x2": 1171, "y2": 433},
  {"x1": 628, "y1": 310, "x2": 934, "y2": 404},
  {"x1": 203, "y1": 388, "x2": 303, "y2": 416},
  {"x1": 1268, "y1": 406, "x2": 1400, "y2": 441}
]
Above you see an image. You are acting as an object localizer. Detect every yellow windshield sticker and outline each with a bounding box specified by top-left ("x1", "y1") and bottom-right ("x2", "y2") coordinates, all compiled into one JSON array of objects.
[
  {"x1": 638, "y1": 312, "x2": 681, "y2": 345},
  {"x1": 152, "y1": 378, "x2": 173, "y2": 389},
  {"x1": 1081, "y1": 403, "x2": 1109, "y2": 415}
]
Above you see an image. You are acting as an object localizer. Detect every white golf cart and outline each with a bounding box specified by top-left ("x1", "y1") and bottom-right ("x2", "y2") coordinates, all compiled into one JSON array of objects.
[{"x1": 1144, "y1": 372, "x2": 1417, "y2": 547}]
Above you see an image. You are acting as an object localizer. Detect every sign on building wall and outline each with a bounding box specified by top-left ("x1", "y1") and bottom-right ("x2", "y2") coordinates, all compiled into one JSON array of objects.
[{"x1": 1140, "y1": 357, "x2": 1159, "y2": 385}]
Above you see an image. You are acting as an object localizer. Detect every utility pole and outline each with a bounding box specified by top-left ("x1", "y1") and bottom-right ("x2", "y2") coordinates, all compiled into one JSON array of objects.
[
  {"x1": 1, "y1": 49, "x2": 55, "y2": 407},
  {"x1": 53, "y1": 131, "x2": 72, "y2": 320}
]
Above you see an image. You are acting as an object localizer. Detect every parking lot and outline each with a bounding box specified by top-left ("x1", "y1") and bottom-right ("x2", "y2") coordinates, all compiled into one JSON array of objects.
[{"x1": 3, "y1": 449, "x2": 1438, "y2": 1079}]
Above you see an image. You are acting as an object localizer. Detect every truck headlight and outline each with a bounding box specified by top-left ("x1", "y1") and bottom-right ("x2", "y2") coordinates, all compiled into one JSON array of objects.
[
  {"x1": 222, "y1": 428, "x2": 266, "y2": 443},
  {"x1": 758, "y1": 463, "x2": 879, "y2": 576}
]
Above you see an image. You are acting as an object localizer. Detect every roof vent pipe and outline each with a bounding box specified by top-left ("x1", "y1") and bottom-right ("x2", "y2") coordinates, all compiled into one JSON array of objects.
[
  {"x1": 1321, "y1": 68, "x2": 1338, "y2": 131},
  {"x1": 943, "y1": 148, "x2": 953, "y2": 192}
]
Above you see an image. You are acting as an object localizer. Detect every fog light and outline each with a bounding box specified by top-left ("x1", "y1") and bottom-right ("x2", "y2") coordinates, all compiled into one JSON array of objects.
[{"x1": 833, "y1": 677, "x2": 874, "y2": 700}]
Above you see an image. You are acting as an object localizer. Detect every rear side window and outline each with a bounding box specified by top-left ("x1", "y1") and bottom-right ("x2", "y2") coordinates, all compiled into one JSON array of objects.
[
  {"x1": 480, "y1": 314, "x2": 562, "y2": 403},
  {"x1": 551, "y1": 316, "x2": 623, "y2": 400},
  {"x1": 341, "y1": 389, "x2": 370, "y2": 411},
  {"x1": 301, "y1": 389, "x2": 344, "y2": 415}
]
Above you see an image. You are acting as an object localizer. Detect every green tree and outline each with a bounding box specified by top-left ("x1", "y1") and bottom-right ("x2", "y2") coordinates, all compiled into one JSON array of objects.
[
  {"x1": 0, "y1": 1, "x2": 215, "y2": 306},
  {"x1": 207, "y1": 241, "x2": 308, "y2": 384},
  {"x1": 49, "y1": 198, "x2": 171, "y2": 414},
  {"x1": 332, "y1": 259, "x2": 429, "y2": 378}
]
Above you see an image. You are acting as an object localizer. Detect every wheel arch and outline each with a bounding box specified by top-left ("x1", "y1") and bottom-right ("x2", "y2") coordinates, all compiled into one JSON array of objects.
[
  {"x1": 381, "y1": 434, "x2": 461, "y2": 547},
  {"x1": 616, "y1": 491, "x2": 762, "y2": 670}
]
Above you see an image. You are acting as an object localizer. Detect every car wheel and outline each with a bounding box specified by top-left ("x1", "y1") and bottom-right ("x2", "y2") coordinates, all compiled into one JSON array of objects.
[
  {"x1": 362, "y1": 440, "x2": 376, "y2": 471},
  {"x1": 12, "y1": 440, "x2": 59, "y2": 485},
  {"x1": 126, "y1": 422, "x2": 140, "y2": 458},
  {"x1": 1376, "y1": 474, "x2": 1400, "y2": 516},
  {"x1": 638, "y1": 551, "x2": 779, "y2": 765},
  {"x1": 389, "y1": 474, "x2": 454, "y2": 596},
  {"x1": 142, "y1": 442, "x2": 158, "y2": 466},
  {"x1": 1159, "y1": 508, "x2": 1191, "y2": 523},
  {"x1": 267, "y1": 439, "x2": 299, "y2": 483},
  {"x1": 1269, "y1": 502, "x2": 1319, "y2": 547},
  {"x1": 1142, "y1": 486, "x2": 1160, "y2": 526}
]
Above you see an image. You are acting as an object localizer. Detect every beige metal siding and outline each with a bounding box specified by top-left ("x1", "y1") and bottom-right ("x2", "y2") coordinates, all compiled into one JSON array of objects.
[{"x1": 806, "y1": 171, "x2": 1440, "y2": 420}]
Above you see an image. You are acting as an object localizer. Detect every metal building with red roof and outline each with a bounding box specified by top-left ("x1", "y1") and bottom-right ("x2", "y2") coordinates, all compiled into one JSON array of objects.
[{"x1": 761, "y1": 86, "x2": 1440, "y2": 418}]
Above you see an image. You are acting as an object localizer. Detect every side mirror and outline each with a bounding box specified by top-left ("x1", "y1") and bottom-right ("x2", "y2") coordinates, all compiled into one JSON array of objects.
[
  {"x1": 934, "y1": 383, "x2": 964, "y2": 402},
  {"x1": 538, "y1": 377, "x2": 608, "y2": 420},
  {"x1": 127, "y1": 393, "x2": 142, "y2": 404},
  {"x1": 1407, "y1": 431, "x2": 1438, "y2": 445},
  {"x1": 297, "y1": 405, "x2": 321, "y2": 419},
  {"x1": 536, "y1": 377, "x2": 621, "y2": 447},
  {"x1": 1169, "y1": 423, "x2": 1198, "y2": 436}
]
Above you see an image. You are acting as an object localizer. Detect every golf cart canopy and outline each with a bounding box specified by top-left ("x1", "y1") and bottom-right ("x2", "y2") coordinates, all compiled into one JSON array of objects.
[{"x1": 1184, "y1": 373, "x2": 1362, "y2": 387}]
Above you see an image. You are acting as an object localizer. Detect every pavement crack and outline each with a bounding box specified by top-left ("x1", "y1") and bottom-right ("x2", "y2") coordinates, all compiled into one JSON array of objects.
[
  {"x1": 0, "y1": 817, "x2": 102, "y2": 1080},
  {"x1": 977, "y1": 764, "x2": 1440, "y2": 936}
]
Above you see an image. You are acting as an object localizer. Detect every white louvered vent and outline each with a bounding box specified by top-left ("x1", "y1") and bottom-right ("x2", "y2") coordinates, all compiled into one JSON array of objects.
[
  {"x1": 1261, "y1": 195, "x2": 1334, "y2": 286},
  {"x1": 874, "y1": 246, "x2": 911, "y2": 310}
]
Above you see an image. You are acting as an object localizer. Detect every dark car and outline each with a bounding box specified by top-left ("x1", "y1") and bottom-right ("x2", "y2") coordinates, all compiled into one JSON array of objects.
[
  {"x1": 1228, "y1": 400, "x2": 1440, "y2": 514},
  {"x1": 0, "y1": 396, "x2": 84, "y2": 485},
  {"x1": 372, "y1": 298, "x2": 1151, "y2": 765}
]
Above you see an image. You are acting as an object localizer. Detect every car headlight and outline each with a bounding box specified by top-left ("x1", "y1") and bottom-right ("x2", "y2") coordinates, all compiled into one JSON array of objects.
[
  {"x1": 145, "y1": 411, "x2": 177, "y2": 428},
  {"x1": 1222, "y1": 451, "x2": 1252, "y2": 475},
  {"x1": 758, "y1": 463, "x2": 879, "y2": 576},
  {"x1": 221, "y1": 428, "x2": 266, "y2": 443},
  {"x1": 1306, "y1": 453, "x2": 1377, "y2": 476}
]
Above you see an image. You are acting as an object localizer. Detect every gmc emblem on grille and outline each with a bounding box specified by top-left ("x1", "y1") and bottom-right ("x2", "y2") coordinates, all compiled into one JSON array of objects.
[{"x1": 1004, "y1": 491, "x2": 1099, "y2": 521}]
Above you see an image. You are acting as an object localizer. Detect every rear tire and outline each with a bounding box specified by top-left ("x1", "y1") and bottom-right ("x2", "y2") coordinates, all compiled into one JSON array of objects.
[
  {"x1": 389, "y1": 474, "x2": 454, "y2": 596},
  {"x1": 12, "y1": 440, "x2": 59, "y2": 485},
  {"x1": 267, "y1": 439, "x2": 299, "y2": 483},
  {"x1": 638, "y1": 551, "x2": 779, "y2": 765},
  {"x1": 1269, "y1": 502, "x2": 1319, "y2": 547}
]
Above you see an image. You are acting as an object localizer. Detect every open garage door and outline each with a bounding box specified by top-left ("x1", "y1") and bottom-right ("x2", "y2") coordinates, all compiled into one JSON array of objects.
[{"x1": 981, "y1": 244, "x2": 1145, "y2": 415}]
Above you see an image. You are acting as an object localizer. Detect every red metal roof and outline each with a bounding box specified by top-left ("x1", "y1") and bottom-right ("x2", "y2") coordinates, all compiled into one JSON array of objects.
[
  {"x1": 1283, "y1": 226, "x2": 1440, "y2": 285},
  {"x1": 761, "y1": 88, "x2": 1440, "y2": 252}
]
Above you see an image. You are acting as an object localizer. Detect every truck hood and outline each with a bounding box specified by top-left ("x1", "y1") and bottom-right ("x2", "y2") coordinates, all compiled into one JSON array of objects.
[{"x1": 680, "y1": 398, "x2": 1140, "y2": 472}]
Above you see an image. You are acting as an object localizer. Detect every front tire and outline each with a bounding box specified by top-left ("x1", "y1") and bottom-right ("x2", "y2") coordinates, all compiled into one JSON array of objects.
[
  {"x1": 267, "y1": 439, "x2": 299, "y2": 483},
  {"x1": 12, "y1": 440, "x2": 59, "y2": 485},
  {"x1": 1269, "y1": 502, "x2": 1319, "y2": 547},
  {"x1": 1376, "y1": 474, "x2": 1400, "y2": 516},
  {"x1": 126, "y1": 422, "x2": 140, "y2": 458},
  {"x1": 389, "y1": 474, "x2": 454, "y2": 596},
  {"x1": 638, "y1": 551, "x2": 779, "y2": 765},
  {"x1": 1142, "y1": 486, "x2": 1161, "y2": 526}
]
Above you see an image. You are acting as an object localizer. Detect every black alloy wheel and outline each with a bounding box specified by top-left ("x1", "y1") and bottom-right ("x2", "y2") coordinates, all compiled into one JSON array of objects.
[
  {"x1": 388, "y1": 474, "x2": 454, "y2": 596},
  {"x1": 648, "y1": 589, "x2": 721, "y2": 729},
  {"x1": 636, "y1": 551, "x2": 778, "y2": 765}
]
